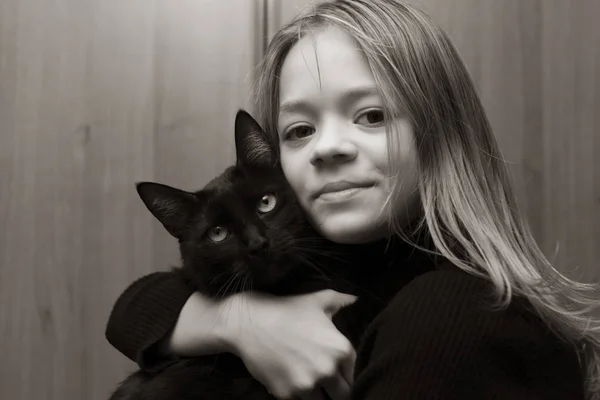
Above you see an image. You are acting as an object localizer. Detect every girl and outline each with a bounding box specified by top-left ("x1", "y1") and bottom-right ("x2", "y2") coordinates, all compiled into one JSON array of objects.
[{"x1": 106, "y1": 1, "x2": 600, "y2": 399}]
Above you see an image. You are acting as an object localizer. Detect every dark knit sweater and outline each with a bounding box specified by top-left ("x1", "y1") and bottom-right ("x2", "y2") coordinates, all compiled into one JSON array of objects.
[{"x1": 105, "y1": 246, "x2": 585, "y2": 399}]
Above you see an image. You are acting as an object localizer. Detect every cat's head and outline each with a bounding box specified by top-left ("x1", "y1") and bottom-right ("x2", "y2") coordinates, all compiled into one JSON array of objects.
[{"x1": 136, "y1": 110, "x2": 321, "y2": 297}]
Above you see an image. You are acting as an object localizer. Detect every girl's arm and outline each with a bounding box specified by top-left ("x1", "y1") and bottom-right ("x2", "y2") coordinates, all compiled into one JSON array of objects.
[
  {"x1": 105, "y1": 271, "x2": 196, "y2": 372},
  {"x1": 352, "y1": 268, "x2": 584, "y2": 399},
  {"x1": 105, "y1": 271, "x2": 358, "y2": 400}
]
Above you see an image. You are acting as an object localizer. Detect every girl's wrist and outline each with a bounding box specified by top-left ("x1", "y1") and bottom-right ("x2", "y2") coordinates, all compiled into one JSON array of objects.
[
  {"x1": 217, "y1": 291, "x2": 282, "y2": 358},
  {"x1": 164, "y1": 291, "x2": 247, "y2": 357},
  {"x1": 214, "y1": 291, "x2": 247, "y2": 356}
]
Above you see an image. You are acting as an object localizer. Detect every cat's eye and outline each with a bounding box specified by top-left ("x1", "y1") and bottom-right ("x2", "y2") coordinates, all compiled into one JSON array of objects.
[
  {"x1": 257, "y1": 193, "x2": 277, "y2": 213},
  {"x1": 207, "y1": 226, "x2": 228, "y2": 242}
]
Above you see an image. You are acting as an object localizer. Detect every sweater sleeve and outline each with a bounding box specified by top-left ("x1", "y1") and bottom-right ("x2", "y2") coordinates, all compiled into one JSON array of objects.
[
  {"x1": 105, "y1": 271, "x2": 196, "y2": 373},
  {"x1": 352, "y1": 268, "x2": 584, "y2": 400}
]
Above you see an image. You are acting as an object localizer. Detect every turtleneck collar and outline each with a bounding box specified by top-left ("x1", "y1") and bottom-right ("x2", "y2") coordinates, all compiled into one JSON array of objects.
[
  {"x1": 346, "y1": 234, "x2": 435, "y2": 270},
  {"x1": 346, "y1": 210, "x2": 438, "y2": 265}
]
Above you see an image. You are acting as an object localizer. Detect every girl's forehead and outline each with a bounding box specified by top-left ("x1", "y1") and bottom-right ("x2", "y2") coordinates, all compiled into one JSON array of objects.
[{"x1": 278, "y1": 26, "x2": 376, "y2": 106}]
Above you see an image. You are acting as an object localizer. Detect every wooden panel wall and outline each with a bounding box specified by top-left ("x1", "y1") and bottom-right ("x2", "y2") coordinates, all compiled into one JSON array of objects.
[
  {"x1": 0, "y1": 1, "x2": 259, "y2": 399},
  {"x1": 0, "y1": 0, "x2": 597, "y2": 399}
]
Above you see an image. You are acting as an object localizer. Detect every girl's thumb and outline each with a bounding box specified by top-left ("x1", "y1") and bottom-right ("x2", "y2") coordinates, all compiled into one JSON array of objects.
[{"x1": 316, "y1": 289, "x2": 358, "y2": 315}]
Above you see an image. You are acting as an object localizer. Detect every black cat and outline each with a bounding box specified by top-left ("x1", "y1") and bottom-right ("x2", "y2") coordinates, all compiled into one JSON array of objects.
[{"x1": 108, "y1": 110, "x2": 428, "y2": 400}]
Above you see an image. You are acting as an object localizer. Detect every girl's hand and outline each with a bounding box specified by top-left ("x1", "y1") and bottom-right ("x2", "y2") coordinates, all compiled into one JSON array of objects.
[{"x1": 224, "y1": 290, "x2": 358, "y2": 400}]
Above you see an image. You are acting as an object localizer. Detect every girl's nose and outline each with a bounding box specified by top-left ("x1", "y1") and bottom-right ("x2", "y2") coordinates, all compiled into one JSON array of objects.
[{"x1": 309, "y1": 121, "x2": 358, "y2": 166}]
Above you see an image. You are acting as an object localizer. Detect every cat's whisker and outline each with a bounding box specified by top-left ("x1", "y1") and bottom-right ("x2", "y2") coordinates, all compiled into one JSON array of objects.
[
  {"x1": 234, "y1": 272, "x2": 246, "y2": 295},
  {"x1": 293, "y1": 241, "x2": 349, "y2": 253},
  {"x1": 300, "y1": 249, "x2": 350, "y2": 263},
  {"x1": 288, "y1": 237, "x2": 345, "y2": 249},
  {"x1": 292, "y1": 254, "x2": 332, "y2": 282},
  {"x1": 292, "y1": 252, "x2": 377, "y2": 297},
  {"x1": 211, "y1": 279, "x2": 229, "y2": 299},
  {"x1": 236, "y1": 276, "x2": 261, "y2": 341},
  {"x1": 227, "y1": 271, "x2": 244, "y2": 296},
  {"x1": 209, "y1": 269, "x2": 231, "y2": 285},
  {"x1": 307, "y1": 261, "x2": 385, "y2": 302},
  {"x1": 215, "y1": 271, "x2": 241, "y2": 300},
  {"x1": 290, "y1": 246, "x2": 351, "y2": 265},
  {"x1": 291, "y1": 238, "x2": 332, "y2": 247},
  {"x1": 243, "y1": 275, "x2": 252, "y2": 296}
]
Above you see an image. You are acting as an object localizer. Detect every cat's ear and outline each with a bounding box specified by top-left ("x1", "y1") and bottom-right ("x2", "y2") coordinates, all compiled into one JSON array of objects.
[
  {"x1": 136, "y1": 182, "x2": 198, "y2": 239},
  {"x1": 234, "y1": 109, "x2": 276, "y2": 169}
]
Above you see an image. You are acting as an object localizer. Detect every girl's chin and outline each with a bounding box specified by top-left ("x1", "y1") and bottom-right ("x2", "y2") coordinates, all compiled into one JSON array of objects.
[{"x1": 314, "y1": 218, "x2": 389, "y2": 244}]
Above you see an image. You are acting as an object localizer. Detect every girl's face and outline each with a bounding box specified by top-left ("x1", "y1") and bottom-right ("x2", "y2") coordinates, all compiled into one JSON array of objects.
[{"x1": 277, "y1": 26, "x2": 419, "y2": 244}]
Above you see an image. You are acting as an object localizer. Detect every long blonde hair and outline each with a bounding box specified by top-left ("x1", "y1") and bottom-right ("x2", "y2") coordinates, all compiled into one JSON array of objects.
[{"x1": 252, "y1": 0, "x2": 600, "y2": 397}]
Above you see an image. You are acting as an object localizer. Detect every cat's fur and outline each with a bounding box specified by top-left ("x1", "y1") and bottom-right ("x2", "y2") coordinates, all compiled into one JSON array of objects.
[{"x1": 108, "y1": 110, "x2": 427, "y2": 400}]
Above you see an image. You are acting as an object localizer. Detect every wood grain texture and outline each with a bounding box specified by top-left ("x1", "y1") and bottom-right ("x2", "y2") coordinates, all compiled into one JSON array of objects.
[
  {"x1": 539, "y1": 0, "x2": 600, "y2": 283},
  {"x1": 0, "y1": 1, "x2": 597, "y2": 399},
  {"x1": 0, "y1": 1, "x2": 258, "y2": 399}
]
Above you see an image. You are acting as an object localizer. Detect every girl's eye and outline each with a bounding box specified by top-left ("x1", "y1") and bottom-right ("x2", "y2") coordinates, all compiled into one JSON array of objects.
[
  {"x1": 284, "y1": 125, "x2": 314, "y2": 140},
  {"x1": 257, "y1": 193, "x2": 277, "y2": 213},
  {"x1": 207, "y1": 226, "x2": 228, "y2": 242},
  {"x1": 355, "y1": 109, "x2": 385, "y2": 127}
]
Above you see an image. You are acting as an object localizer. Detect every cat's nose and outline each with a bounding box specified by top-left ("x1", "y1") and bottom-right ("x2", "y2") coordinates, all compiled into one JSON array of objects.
[{"x1": 248, "y1": 237, "x2": 269, "y2": 254}]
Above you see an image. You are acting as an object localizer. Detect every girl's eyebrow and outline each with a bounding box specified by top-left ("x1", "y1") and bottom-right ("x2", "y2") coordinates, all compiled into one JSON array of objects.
[
  {"x1": 278, "y1": 99, "x2": 315, "y2": 117},
  {"x1": 279, "y1": 86, "x2": 380, "y2": 116}
]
